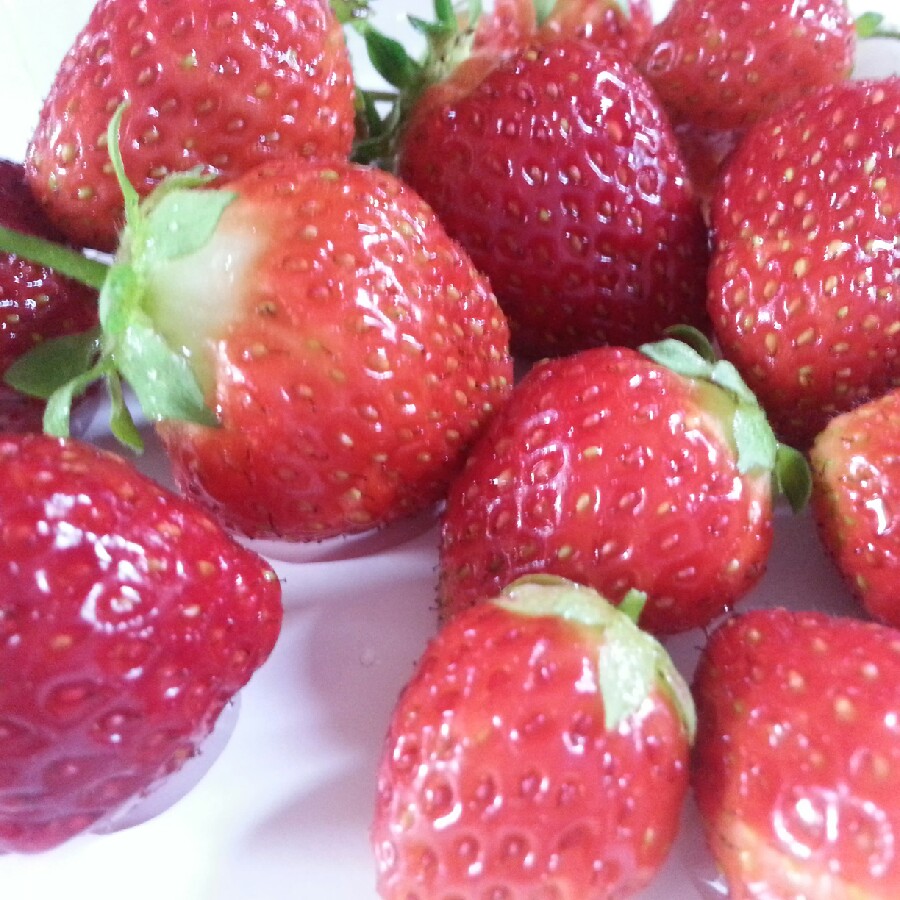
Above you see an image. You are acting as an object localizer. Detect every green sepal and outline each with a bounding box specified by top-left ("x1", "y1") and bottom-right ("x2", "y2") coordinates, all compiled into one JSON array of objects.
[
  {"x1": 114, "y1": 315, "x2": 218, "y2": 428},
  {"x1": 533, "y1": 0, "x2": 556, "y2": 26},
  {"x1": 433, "y1": 0, "x2": 456, "y2": 27},
  {"x1": 775, "y1": 444, "x2": 813, "y2": 514},
  {"x1": 732, "y1": 402, "x2": 778, "y2": 475},
  {"x1": 496, "y1": 576, "x2": 697, "y2": 742},
  {"x1": 855, "y1": 11, "x2": 900, "y2": 39},
  {"x1": 639, "y1": 333, "x2": 811, "y2": 512},
  {"x1": 640, "y1": 336, "x2": 713, "y2": 380},
  {"x1": 106, "y1": 371, "x2": 144, "y2": 451},
  {"x1": 0, "y1": 226, "x2": 109, "y2": 290},
  {"x1": 43, "y1": 361, "x2": 107, "y2": 439},
  {"x1": 329, "y1": 0, "x2": 370, "y2": 26},
  {"x1": 4, "y1": 327, "x2": 101, "y2": 399},
  {"x1": 141, "y1": 187, "x2": 238, "y2": 266},
  {"x1": 362, "y1": 28, "x2": 422, "y2": 90}
]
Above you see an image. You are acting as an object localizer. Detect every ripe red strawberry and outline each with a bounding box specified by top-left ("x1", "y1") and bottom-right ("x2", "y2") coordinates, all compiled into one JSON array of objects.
[
  {"x1": 810, "y1": 389, "x2": 900, "y2": 628},
  {"x1": 3, "y1": 128, "x2": 513, "y2": 542},
  {"x1": 372, "y1": 576, "x2": 695, "y2": 898},
  {"x1": 639, "y1": 0, "x2": 856, "y2": 131},
  {"x1": 0, "y1": 160, "x2": 99, "y2": 433},
  {"x1": 692, "y1": 607, "x2": 900, "y2": 897},
  {"x1": 395, "y1": 38, "x2": 710, "y2": 359},
  {"x1": 539, "y1": 0, "x2": 654, "y2": 59},
  {"x1": 438, "y1": 335, "x2": 809, "y2": 634},
  {"x1": 26, "y1": 0, "x2": 356, "y2": 252},
  {"x1": 708, "y1": 77, "x2": 900, "y2": 448},
  {"x1": 0, "y1": 433, "x2": 282, "y2": 853}
]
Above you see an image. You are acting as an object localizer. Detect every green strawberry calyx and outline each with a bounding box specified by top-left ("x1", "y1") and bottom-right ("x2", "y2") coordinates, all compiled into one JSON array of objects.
[
  {"x1": 639, "y1": 327, "x2": 811, "y2": 513},
  {"x1": 495, "y1": 575, "x2": 697, "y2": 742},
  {"x1": 347, "y1": 0, "x2": 487, "y2": 166},
  {"x1": 2, "y1": 104, "x2": 237, "y2": 451}
]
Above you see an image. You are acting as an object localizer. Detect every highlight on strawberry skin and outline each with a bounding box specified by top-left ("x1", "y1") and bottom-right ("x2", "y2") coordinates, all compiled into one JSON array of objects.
[
  {"x1": 0, "y1": 433, "x2": 282, "y2": 853},
  {"x1": 372, "y1": 576, "x2": 696, "y2": 899}
]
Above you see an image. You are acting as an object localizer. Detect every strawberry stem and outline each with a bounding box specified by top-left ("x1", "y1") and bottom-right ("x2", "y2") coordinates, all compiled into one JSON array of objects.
[{"x1": 0, "y1": 225, "x2": 109, "y2": 290}]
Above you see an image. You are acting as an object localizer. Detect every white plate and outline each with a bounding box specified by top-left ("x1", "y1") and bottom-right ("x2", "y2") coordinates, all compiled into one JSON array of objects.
[{"x1": 0, "y1": 2, "x2": 897, "y2": 898}]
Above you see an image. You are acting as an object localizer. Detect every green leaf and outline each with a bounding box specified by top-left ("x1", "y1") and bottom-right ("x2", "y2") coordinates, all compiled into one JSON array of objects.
[
  {"x1": 363, "y1": 28, "x2": 422, "y2": 90},
  {"x1": 113, "y1": 316, "x2": 218, "y2": 427},
  {"x1": 732, "y1": 402, "x2": 778, "y2": 475},
  {"x1": 4, "y1": 327, "x2": 101, "y2": 399},
  {"x1": 142, "y1": 188, "x2": 237, "y2": 265},
  {"x1": 639, "y1": 337, "x2": 714, "y2": 380},
  {"x1": 775, "y1": 444, "x2": 812, "y2": 513}
]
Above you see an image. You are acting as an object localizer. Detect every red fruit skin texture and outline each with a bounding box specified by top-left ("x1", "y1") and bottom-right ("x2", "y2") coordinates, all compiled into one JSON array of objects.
[
  {"x1": 692, "y1": 607, "x2": 900, "y2": 898},
  {"x1": 156, "y1": 159, "x2": 513, "y2": 542},
  {"x1": 708, "y1": 78, "x2": 900, "y2": 449},
  {"x1": 438, "y1": 347, "x2": 773, "y2": 634},
  {"x1": 397, "y1": 40, "x2": 710, "y2": 360},
  {"x1": 639, "y1": 0, "x2": 855, "y2": 131},
  {"x1": 26, "y1": 0, "x2": 355, "y2": 252},
  {"x1": 539, "y1": 0, "x2": 654, "y2": 60},
  {"x1": 0, "y1": 160, "x2": 97, "y2": 433},
  {"x1": 0, "y1": 434, "x2": 282, "y2": 853},
  {"x1": 372, "y1": 600, "x2": 690, "y2": 899},
  {"x1": 811, "y1": 389, "x2": 900, "y2": 628}
]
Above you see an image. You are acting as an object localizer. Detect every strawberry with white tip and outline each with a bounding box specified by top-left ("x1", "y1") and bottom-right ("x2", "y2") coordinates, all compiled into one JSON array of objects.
[{"x1": 2, "y1": 109, "x2": 513, "y2": 541}]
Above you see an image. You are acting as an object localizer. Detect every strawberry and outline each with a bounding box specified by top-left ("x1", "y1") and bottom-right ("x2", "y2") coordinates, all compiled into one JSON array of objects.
[
  {"x1": 2, "y1": 116, "x2": 513, "y2": 542},
  {"x1": 371, "y1": 576, "x2": 695, "y2": 898},
  {"x1": 638, "y1": 0, "x2": 856, "y2": 131},
  {"x1": 0, "y1": 433, "x2": 282, "y2": 853},
  {"x1": 438, "y1": 334, "x2": 810, "y2": 634},
  {"x1": 707, "y1": 77, "x2": 900, "y2": 448},
  {"x1": 692, "y1": 606, "x2": 900, "y2": 897},
  {"x1": 0, "y1": 160, "x2": 99, "y2": 433},
  {"x1": 538, "y1": 0, "x2": 654, "y2": 59},
  {"x1": 810, "y1": 389, "x2": 900, "y2": 628},
  {"x1": 26, "y1": 0, "x2": 356, "y2": 252},
  {"x1": 393, "y1": 37, "x2": 711, "y2": 358}
]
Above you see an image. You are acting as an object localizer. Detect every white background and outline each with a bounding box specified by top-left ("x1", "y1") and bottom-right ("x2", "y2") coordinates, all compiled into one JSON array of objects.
[{"x1": 0, "y1": 1, "x2": 897, "y2": 898}]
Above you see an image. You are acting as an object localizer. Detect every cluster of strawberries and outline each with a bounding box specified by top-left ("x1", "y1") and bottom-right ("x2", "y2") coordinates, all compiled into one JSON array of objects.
[{"x1": 0, "y1": 0, "x2": 899, "y2": 897}]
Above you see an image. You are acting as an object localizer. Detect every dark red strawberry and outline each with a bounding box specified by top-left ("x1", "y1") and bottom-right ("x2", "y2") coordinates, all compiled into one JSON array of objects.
[
  {"x1": 708, "y1": 77, "x2": 900, "y2": 448},
  {"x1": 639, "y1": 0, "x2": 856, "y2": 130},
  {"x1": 394, "y1": 38, "x2": 710, "y2": 359},
  {"x1": 692, "y1": 607, "x2": 900, "y2": 897},
  {"x1": 372, "y1": 576, "x2": 695, "y2": 898},
  {"x1": 2, "y1": 120, "x2": 513, "y2": 542},
  {"x1": 438, "y1": 335, "x2": 809, "y2": 634},
  {"x1": 26, "y1": 0, "x2": 356, "y2": 252},
  {"x1": 810, "y1": 388, "x2": 900, "y2": 628},
  {"x1": 0, "y1": 433, "x2": 282, "y2": 853},
  {"x1": 0, "y1": 160, "x2": 99, "y2": 433}
]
